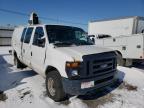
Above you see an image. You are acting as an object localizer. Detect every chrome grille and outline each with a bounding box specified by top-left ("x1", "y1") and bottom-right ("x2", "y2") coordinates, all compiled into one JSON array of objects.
[
  {"x1": 80, "y1": 52, "x2": 117, "y2": 81},
  {"x1": 92, "y1": 58, "x2": 116, "y2": 76}
]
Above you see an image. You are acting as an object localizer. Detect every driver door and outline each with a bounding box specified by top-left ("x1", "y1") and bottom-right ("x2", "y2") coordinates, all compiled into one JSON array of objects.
[{"x1": 31, "y1": 27, "x2": 46, "y2": 74}]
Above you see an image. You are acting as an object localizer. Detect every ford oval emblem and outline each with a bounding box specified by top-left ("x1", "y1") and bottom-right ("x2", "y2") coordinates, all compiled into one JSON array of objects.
[{"x1": 100, "y1": 64, "x2": 108, "y2": 68}]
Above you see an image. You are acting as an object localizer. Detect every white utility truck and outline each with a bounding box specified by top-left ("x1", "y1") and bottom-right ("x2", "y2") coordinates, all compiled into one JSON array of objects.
[
  {"x1": 12, "y1": 13, "x2": 117, "y2": 101},
  {"x1": 88, "y1": 16, "x2": 144, "y2": 66}
]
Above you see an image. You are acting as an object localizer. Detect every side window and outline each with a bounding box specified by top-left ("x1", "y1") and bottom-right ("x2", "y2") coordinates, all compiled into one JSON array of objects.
[
  {"x1": 33, "y1": 27, "x2": 45, "y2": 46},
  {"x1": 24, "y1": 27, "x2": 33, "y2": 44},
  {"x1": 21, "y1": 28, "x2": 26, "y2": 42}
]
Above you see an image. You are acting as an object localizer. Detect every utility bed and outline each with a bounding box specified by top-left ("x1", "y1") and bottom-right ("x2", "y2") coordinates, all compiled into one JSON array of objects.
[{"x1": 95, "y1": 33, "x2": 144, "y2": 60}]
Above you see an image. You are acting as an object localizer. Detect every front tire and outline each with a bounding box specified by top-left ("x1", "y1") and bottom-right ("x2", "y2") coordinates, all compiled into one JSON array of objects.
[{"x1": 46, "y1": 70, "x2": 66, "y2": 102}]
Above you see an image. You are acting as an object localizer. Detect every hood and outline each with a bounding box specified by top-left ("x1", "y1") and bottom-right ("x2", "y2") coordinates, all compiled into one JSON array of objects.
[{"x1": 55, "y1": 45, "x2": 115, "y2": 61}]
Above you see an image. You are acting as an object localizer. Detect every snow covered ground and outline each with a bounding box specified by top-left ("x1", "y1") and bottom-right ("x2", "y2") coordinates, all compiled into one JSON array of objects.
[{"x1": 0, "y1": 46, "x2": 144, "y2": 108}]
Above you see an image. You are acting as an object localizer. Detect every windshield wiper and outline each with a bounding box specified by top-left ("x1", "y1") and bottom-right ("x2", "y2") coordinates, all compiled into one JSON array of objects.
[
  {"x1": 53, "y1": 41, "x2": 74, "y2": 47},
  {"x1": 75, "y1": 40, "x2": 94, "y2": 46}
]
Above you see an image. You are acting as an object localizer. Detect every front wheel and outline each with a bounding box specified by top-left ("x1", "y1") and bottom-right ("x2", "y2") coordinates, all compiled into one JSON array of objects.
[{"x1": 46, "y1": 70, "x2": 66, "y2": 102}]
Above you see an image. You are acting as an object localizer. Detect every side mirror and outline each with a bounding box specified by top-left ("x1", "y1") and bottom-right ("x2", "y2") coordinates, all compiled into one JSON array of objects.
[
  {"x1": 37, "y1": 38, "x2": 45, "y2": 47},
  {"x1": 87, "y1": 36, "x2": 95, "y2": 44}
]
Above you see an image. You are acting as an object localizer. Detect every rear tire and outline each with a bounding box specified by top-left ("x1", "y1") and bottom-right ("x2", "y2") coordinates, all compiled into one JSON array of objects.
[
  {"x1": 14, "y1": 55, "x2": 26, "y2": 68},
  {"x1": 46, "y1": 70, "x2": 66, "y2": 102}
]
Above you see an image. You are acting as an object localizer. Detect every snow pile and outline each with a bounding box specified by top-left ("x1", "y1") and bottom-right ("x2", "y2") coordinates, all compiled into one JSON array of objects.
[
  {"x1": 117, "y1": 66, "x2": 144, "y2": 89},
  {"x1": 100, "y1": 66, "x2": 144, "y2": 108}
]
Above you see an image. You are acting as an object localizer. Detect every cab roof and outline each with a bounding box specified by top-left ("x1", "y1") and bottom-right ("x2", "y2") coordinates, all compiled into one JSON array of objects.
[{"x1": 17, "y1": 24, "x2": 83, "y2": 30}]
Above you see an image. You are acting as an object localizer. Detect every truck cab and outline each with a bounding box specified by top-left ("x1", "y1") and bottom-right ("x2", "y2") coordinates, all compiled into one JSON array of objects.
[{"x1": 12, "y1": 13, "x2": 117, "y2": 101}]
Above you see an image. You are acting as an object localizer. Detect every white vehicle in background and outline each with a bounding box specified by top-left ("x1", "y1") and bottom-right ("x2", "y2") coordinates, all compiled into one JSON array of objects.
[
  {"x1": 88, "y1": 16, "x2": 144, "y2": 66},
  {"x1": 12, "y1": 13, "x2": 117, "y2": 101}
]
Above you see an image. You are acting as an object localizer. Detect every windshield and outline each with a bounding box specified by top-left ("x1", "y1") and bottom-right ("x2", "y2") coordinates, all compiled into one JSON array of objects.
[{"x1": 46, "y1": 25, "x2": 93, "y2": 46}]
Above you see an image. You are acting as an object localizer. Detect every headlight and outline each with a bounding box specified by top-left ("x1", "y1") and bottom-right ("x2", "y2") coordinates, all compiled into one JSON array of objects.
[
  {"x1": 71, "y1": 70, "x2": 78, "y2": 76},
  {"x1": 65, "y1": 61, "x2": 81, "y2": 79}
]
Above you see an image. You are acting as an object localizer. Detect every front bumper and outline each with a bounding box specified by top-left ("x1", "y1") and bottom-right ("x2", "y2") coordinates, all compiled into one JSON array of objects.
[
  {"x1": 63, "y1": 51, "x2": 117, "y2": 95},
  {"x1": 62, "y1": 75, "x2": 115, "y2": 95}
]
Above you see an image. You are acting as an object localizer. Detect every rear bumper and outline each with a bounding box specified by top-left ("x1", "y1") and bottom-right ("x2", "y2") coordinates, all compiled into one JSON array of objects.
[
  {"x1": 133, "y1": 59, "x2": 144, "y2": 63},
  {"x1": 62, "y1": 75, "x2": 115, "y2": 95}
]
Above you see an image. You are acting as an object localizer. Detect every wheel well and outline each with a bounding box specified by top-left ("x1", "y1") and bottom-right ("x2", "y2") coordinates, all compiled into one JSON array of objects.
[
  {"x1": 13, "y1": 51, "x2": 17, "y2": 57},
  {"x1": 116, "y1": 50, "x2": 122, "y2": 57},
  {"x1": 45, "y1": 66, "x2": 58, "y2": 75}
]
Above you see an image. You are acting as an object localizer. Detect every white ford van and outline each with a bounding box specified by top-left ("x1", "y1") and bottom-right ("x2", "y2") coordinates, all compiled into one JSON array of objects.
[{"x1": 12, "y1": 13, "x2": 117, "y2": 101}]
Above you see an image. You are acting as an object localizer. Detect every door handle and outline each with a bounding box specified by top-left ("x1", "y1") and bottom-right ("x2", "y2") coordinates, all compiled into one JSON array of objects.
[
  {"x1": 31, "y1": 52, "x2": 32, "y2": 56},
  {"x1": 122, "y1": 46, "x2": 126, "y2": 50},
  {"x1": 137, "y1": 45, "x2": 141, "y2": 48},
  {"x1": 113, "y1": 38, "x2": 116, "y2": 42},
  {"x1": 23, "y1": 49, "x2": 25, "y2": 53}
]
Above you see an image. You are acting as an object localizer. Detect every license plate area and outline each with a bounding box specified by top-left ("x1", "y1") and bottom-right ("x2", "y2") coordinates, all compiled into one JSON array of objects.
[{"x1": 81, "y1": 81, "x2": 94, "y2": 89}]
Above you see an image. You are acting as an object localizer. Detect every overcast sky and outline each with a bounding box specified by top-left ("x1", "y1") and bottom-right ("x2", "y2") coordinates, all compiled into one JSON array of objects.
[{"x1": 0, "y1": 0, "x2": 144, "y2": 30}]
